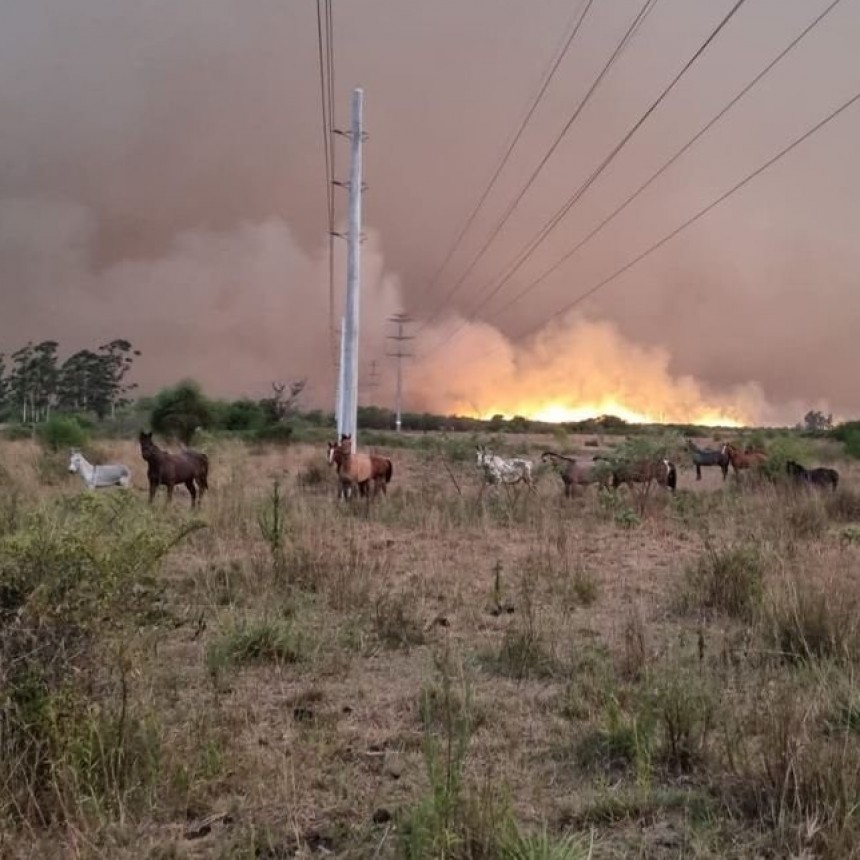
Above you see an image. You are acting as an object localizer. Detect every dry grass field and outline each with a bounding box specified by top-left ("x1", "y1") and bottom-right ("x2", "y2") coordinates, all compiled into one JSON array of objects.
[{"x1": 3, "y1": 432, "x2": 860, "y2": 859}]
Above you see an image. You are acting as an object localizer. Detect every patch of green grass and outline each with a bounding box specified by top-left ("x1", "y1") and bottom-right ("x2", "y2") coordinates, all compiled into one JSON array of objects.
[{"x1": 207, "y1": 617, "x2": 307, "y2": 678}]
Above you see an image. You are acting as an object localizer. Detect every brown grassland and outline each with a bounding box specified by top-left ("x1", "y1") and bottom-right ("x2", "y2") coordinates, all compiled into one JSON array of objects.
[{"x1": 3, "y1": 432, "x2": 860, "y2": 859}]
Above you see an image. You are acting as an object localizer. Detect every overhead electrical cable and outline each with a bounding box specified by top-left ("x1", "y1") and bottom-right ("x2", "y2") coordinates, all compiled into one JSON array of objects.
[
  {"x1": 424, "y1": 0, "x2": 749, "y2": 357},
  {"x1": 413, "y1": 0, "x2": 593, "y2": 331},
  {"x1": 423, "y1": 86, "x2": 860, "y2": 374},
  {"x1": 416, "y1": 0, "x2": 658, "y2": 333},
  {"x1": 484, "y1": 0, "x2": 845, "y2": 324}
]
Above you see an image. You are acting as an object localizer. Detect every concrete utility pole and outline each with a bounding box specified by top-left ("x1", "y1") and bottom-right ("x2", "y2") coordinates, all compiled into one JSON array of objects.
[
  {"x1": 386, "y1": 312, "x2": 414, "y2": 432},
  {"x1": 337, "y1": 88, "x2": 364, "y2": 452},
  {"x1": 335, "y1": 318, "x2": 346, "y2": 438}
]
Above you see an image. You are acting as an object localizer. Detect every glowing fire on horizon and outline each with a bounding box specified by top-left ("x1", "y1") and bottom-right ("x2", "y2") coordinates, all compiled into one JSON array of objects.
[
  {"x1": 412, "y1": 315, "x2": 765, "y2": 429},
  {"x1": 478, "y1": 400, "x2": 744, "y2": 428}
]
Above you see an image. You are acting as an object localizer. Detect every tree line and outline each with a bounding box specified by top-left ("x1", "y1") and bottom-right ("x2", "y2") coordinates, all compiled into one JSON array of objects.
[{"x1": 0, "y1": 339, "x2": 140, "y2": 423}]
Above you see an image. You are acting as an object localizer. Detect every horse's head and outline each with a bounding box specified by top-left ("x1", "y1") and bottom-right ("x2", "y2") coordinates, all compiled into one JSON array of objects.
[
  {"x1": 68, "y1": 449, "x2": 81, "y2": 473},
  {"x1": 786, "y1": 460, "x2": 804, "y2": 476},
  {"x1": 139, "y1": 430, "x2": 157, "y2": 459},
  {"x1": 476, "y1": 445, "x2": 486, "y2": 466},
  {"x1": 326, "y1": 441, "x2": 342, "y2": 466}
]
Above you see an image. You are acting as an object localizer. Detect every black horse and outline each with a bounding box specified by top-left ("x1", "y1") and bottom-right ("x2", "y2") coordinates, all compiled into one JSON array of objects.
[
  {"x1": 785, "y1": 459, "x2": 839, "y2": 491},
  {"x1": 687, "y1": 440, "x2": 729, "y2": 481}
]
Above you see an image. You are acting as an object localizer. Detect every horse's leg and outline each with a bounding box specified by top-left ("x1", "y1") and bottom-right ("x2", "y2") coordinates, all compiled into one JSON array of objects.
[
  {"x1": 148, "y1": 481, "x2": 158, "y2": 504},
  {"x1": 695, "y1": 463, "x2": 701, "y2": 481},
  {"x1": 185, "y1": 478, "x2": 197, "y2": 508}
]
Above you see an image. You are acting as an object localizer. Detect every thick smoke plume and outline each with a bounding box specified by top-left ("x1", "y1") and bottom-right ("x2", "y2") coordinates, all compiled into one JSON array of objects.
[{"x1": 2, "y1": 0, "x2": 859, "y2": 423}]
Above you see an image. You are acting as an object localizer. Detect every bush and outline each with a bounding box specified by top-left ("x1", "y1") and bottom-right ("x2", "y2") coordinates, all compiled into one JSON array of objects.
[
  {"x1": 842, "y1": 429, "x2": 860, "y2": 460},
  {"x1": 0, "y1": 494, "x2": 200, "y2": 827},
  {"x1": 207, "y1": 617, "x2": 306, "y2": 679},
  {"x1": 35, "y1": 415, "x2": 88, "y2": 451},
  {"x1": 150, "y1": 379, "x2": 212, "y2": 443},
  {"x1": 214, "y1": 398, "x2": 268, "y2": 433},
  {"x1": 765, "y1": 578, "x2": 860, "y2": 664},
  {"x1": 253, "y1": 423, "x2": 293, "y2": 445},
  {"x1": 684, "y1": 544, "x2": 764, "y2": 620}
]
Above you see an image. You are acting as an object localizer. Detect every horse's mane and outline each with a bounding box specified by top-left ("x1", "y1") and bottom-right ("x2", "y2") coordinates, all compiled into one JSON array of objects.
[{"x1": 541, "y1": 450, "x2": 577, "y2": 464}]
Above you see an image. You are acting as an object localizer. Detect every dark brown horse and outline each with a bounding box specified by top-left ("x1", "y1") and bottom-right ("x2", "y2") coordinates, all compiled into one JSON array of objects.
[
  {"x1": 606, "y1": 457, "x2": 677, "y2": 492},
  {"x1": 327, "y1": 441, "x2": 393, "y2": 498},
  {"x1": 139, "y1": 431, "x2": 209, "y2": 507},
  {"x1": 786, "y1": 459, "x2": 839, "y2": 491}
]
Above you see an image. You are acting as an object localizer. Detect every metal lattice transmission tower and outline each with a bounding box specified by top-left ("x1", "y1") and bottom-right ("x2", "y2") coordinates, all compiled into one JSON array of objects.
[{"x1": 386, "y1": 313, "x2": 414, "y2": 432}]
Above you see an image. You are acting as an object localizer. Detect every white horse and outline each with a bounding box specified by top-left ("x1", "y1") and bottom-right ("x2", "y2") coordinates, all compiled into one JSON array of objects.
[
  {"x1": 68, "y1": 449, "x2": 132, "y2": 490},
  {"x1": 476, "y1": 445, "x2": 534, "y2": 488}
]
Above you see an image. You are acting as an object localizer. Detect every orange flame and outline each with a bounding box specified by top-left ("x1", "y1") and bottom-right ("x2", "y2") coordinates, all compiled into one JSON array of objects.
[{"x1": 414, "y1": 315, "x2": 763, "y2": 428}]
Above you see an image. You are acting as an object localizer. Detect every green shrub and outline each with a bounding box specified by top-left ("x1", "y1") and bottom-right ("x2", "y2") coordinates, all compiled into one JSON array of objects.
[
  {"x1": 35, "y1": 416, "x2": 87, "y2": 451},
  {"x1": 207, "y1": 617, "x2": 305, "y2": 679},
  {"x1": 150, "y1": 379, "x2": 212, "y2": 443},
  {"x1": 0, "y1": 494, "x2": 199, "y2": 827},
  {"x1": 253, "y1": 423, "x2": 294, "y2": 445}
]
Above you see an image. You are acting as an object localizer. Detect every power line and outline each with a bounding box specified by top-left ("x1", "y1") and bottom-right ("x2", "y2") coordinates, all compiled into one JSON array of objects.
[
  {"x1": 413, "y1": 0, "x2": 593, "y2": 329},
  {"x1": 485, "y1": 0, "x2": 846, "y2": 325},
  {"x1": 325, "y1": 0, "x2": 337, "y2": 365},
  {"x1": 424, "y1": 86, "x2": 860, "y2": 374},
  {"x1": 316, "y1": 0, "x2": 339, "y2": 377},
  {"x1": 416, "y1": 0, "x2": 658, "y2": 334},
  {"x1": 424, "y1": 0, "x2": 749, "y2": 358}
]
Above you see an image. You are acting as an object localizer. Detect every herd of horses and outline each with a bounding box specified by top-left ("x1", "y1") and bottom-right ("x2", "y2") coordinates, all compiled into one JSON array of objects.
[{"x1": 65, "y1": 431, "x2": 841, "y2": 507}]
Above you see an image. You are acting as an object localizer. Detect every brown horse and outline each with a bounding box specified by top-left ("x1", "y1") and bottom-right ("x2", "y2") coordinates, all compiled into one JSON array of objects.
[
  {"x1": 327, "y1": 442, "x2": 393, "y2": 497},
  {"x1": 721, "y1": 442, "x2": 768, "y2": 476},
  {"x1": 606, "y1": 457, "x2": 677, "y2": 492},
  {"x1": 540, "y1": 451, "x2": 611, "y2": 498},
  {"x1": 139, "y1": 431, "x2": 209, "y2": 507},
  {"x1": 327, "y1": 435, "x2": 375, "y2": 501}
]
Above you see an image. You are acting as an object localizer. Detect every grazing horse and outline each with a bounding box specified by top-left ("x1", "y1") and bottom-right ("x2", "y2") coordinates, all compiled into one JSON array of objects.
[
  {"x1": 327, "y1": 442, "x2": 393, "y2": 498},
  {"x1": 721, "y1": 442, "x2": 768, "y2": 476},
  {"x1": 138, "y1": 431, "x2": 209, "y2": 507},
  {"x1": 68, "y1": 449, "x2": 132, "y2": 490},
  {"x1": 608, "y1": 458, "x2": 677, "y2": 493},
  {"x1": 786, "y1": 459, "x2": 839, "y2": 491},
  {"x1": 476, "y1": 445, "x2": 534, "y2": 489},
  {"x1": 328, "y1": 435, "x2": 374, "y2": 501},
  {"x1": 540, "y1": 451, "x2": 611, "y2": 498},
  {"x1": 687, "y1": 440, "x2": 729, "y2": 481}
]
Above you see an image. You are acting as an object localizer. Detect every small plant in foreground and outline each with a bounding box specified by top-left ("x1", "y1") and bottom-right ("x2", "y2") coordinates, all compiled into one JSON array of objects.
[
  {"x1": 684, "y1": 543, "x2": 764, "y2": 620},
  {"x1": 765, "y1": 577, "x2": 860, "y2": 664},
  {"x1": 374, "y1": 592, "x2": 426, "y2": 650},
  {"x1": 501, "y1": 824, "x2": 590, "y2": 860},
  {"x1": 207, "y1": 617, "x2": 305, "y2": 680},
  {"x1": 257, "y1": 478, "x2": 287, "y2": 580}
]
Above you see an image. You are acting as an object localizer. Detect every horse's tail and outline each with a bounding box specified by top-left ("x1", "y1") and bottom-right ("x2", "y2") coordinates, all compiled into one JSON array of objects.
[
  {"x1": 195, "y1": 452, "x2": 210, "y2": 489},
  {"x1": 831, "y1": 470, "x2": 840, "y2": 491},
  {"x1": 385, "y1": 459, "x2": 393, "y2": 484},
  {"x1": 666, "y1": 461, "x2": 678, "y2": 491}
]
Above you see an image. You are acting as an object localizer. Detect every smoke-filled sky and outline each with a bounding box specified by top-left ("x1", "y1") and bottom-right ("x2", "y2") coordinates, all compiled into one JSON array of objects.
[{"x1": 2, "y1": 0, "x2": 859, "y2": 425}]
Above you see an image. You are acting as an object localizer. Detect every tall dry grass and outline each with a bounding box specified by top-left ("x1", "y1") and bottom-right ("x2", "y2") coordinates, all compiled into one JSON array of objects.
[{"x1": 0, "y1": 435, "x2": 858, "y2": 857}]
